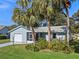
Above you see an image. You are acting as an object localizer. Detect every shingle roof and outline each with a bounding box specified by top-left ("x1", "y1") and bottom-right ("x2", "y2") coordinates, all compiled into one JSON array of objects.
[
  {"x1": 9, "y1": 25, "x2": 67, "y2": 33},
  {"x1": 0, "y1": 26, "x2": 5, "y2": 30},
  {"x1": 34, "y1": 26, "x2": 67, "y2": 32}
]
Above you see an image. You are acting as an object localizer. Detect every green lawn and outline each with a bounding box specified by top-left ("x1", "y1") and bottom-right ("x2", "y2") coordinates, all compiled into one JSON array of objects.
[
  {"x1": 0, "y1": 39, "x2": 10, "y2": 44},
  {"x1": 0, "y1": 45, "x2": 79, "y2": 59}
]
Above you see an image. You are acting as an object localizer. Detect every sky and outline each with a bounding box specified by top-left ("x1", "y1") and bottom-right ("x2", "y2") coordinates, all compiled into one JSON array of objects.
[{"x1": 0, "y1": 0, "x2": 79, "y2": 26}]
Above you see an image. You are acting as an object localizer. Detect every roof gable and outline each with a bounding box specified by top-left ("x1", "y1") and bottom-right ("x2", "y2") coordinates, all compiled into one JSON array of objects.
[
  {"x1": 0, "y1": 26, "x2": 7, "y2": 31},
  {"x1": 8, "y1": 25, "x2": 27, "y2": 33}
]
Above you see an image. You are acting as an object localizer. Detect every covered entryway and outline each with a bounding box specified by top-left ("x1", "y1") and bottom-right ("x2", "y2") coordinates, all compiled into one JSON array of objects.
[{"x1": 14, "y1": 33, "x2": 22, "y2": 42}]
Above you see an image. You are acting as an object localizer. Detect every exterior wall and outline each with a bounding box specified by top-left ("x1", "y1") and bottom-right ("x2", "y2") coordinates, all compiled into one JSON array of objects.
[
  {"x1": 75, "y1": 21, "x2": 79, "y2": 24},
  {"x1": 38, "y1": 32, "x2": 66, "y2": 41},
  {"x1": 10, "y1": 27, "x2": 31, "y2": 44},
  {"x1": 10, "y1": 26, "x2": 66, "y2": 44},
  {"x1": 0, "y1": 27, "x2": 8, "y2": 35},
  {"x1": 46, "y1": 33, "x2": 66, "y2": 41},
  {"x1": 56, "y1": 32, "x2": 66, "y2": 40},
  {"x1": 56, "y1": 35, "x2": 65, "y2": 40}
]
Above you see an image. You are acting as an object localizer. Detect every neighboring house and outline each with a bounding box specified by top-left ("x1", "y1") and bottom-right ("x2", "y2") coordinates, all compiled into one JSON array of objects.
[
  {"x1": 7, "y1": 25, "x2": 17, "y2": 31},
  {"x1": 73, "y1": 17, "x2": 79, "y2": 24},
  {"x1": 75, "y1": 19, "x2": 79, "y2": 24},
  {"x1": 9, "y1": 25, "x2": 67, "y2": 44},
  {"x1": 0, "y1": 26, "x2": 9, "y2": 36}
]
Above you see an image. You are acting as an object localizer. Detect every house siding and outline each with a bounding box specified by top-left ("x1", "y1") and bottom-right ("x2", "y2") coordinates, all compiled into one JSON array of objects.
[
  {"x1": 0, "y1": 27, "x2": 8, "y2": 35},
  {"x1": 10, "y1": 26, "x2": 66, "y2": 44},
  {"x1": 10, "y1": 27, "x2": 31, "y2": 44}
]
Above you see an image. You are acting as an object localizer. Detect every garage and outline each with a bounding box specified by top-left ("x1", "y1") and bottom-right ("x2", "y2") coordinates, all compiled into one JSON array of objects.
[
  {"x1": 14, "y1": 34, "x2": 22, "y2": 42},
  {"x1": 9, "y1": 26, "x2": 29, "y2": 44}
]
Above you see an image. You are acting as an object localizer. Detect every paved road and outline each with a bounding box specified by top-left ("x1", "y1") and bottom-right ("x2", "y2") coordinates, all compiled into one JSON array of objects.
[{"x1": 0, "y1": 42, "x2": 13, "y2": 48}]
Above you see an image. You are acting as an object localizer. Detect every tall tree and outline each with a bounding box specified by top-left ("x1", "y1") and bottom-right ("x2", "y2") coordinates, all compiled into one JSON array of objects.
[
  {"x1": 53, "y1": 13, "x2": 67, "y2": 26},
  {"x1": 62, "y1": 0, "x2": 74, "y2": 44},
  {"x1": 53, "y1": 0, "x2": 76, "y2": 44},
  {"x1": 13, "y1": 0, "x2": 38, "y2": 43},
  {"x1": 35, "y1": 0, "x2": 74, "y2": 44},
  {"x1": 34, "y1": 0, "x2": 59, "y2": 45}
]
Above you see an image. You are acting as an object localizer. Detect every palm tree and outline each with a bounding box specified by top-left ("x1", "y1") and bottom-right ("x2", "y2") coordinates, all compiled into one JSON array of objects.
[
  {"x1": 13, "y1": 0, "x2": 38, "y2": 43},
  {"x1": 59, "y1": 0, "x2": 76, "y2": 44},
  {"x1": 52, "y1": 0, "x2": 76, "y2": 44},
  {"x1": 34, "y1": 0, "x2": 57, "y2": 44},
  {"x1": 64, "y1": 0, "x2": 71, "y2": 44},
  {"x1": 12, "y1": 8, "x2": 22, "y2": 25},
  {"x1": 35, "y1": 0, "x2": 76, "y2": 45},
  {"x1": 23, "y1": 12, "x2": 38, "y2": 43},
  {"x1": 13, "y1": 0, "x2": 76, "y2": 44}
]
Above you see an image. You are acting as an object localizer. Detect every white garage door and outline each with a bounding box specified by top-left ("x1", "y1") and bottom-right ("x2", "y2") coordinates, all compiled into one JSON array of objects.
[{"x1": 14, "y1": 34, "x2": 22, "y2": 42}]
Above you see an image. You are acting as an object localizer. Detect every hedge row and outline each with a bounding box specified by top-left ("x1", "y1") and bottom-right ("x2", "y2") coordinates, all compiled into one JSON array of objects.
[{"x1": 0, "y1": 35, "x2": 7, "y2": 39}]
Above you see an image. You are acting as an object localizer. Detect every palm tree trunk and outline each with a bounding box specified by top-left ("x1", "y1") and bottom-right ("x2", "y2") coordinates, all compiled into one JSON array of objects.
[
  {"x1": 48, "y1": 20, "x2": 51, "y2": 43},
  {"x1": 65, "y1": 7, "x2": 70, "y2": 45},
  {"x1": 66, "y1": 15, "x2": 70, "y2": 45},
  {"x1": 31, "y1": 27, "x2": 36, "y2": 43}
]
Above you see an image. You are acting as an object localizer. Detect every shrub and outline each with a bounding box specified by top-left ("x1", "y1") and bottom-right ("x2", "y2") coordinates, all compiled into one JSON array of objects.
[
  {"x1": 0, "y1": 34, "x2": 7, "y2": 39},
  {"x1": 25, "y1": 38, "x2": 73, "y2": 53},
  {"x1": 25, "y1": 38, "x2": 48, "y2": 51},
  {"x1": 25, "y1": 44, "x2": 39, "y2": 52},
  {"x1": 50, "y1": 39, "x2": 73, "y2": 53},
  {"x1": 63, "y1": 45, "x2": 73, "y2": 54},
  {"x1": 70, "y1": 39, "x2": 79, "y2": 53},
  {"x1": 51, "y1": 39, "x2": 65, "y2": 52},
  {"x1": 75, "y1": 45, "x2": 79, "y2": 53},
  {"x1": 37, "y1": 38, "x2": 48, "y2": 49}
]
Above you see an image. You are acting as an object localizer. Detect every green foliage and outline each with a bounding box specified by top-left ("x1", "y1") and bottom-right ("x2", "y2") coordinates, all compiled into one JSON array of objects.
[
  {"x1": 51, "y1": 39, "x2": 73, "y2": 54},
  {"x1": 25, "y1": 38, "x2": 48, "y2": 51},
  {"x1": 51, "y1": 39, "x2": 65, "y2": 52},
  {"x1": 70, "y1": 39, "x2": 79, "y2": 48},
  {"x1": 0, "y1": 34, "x2": 7, "y2": 39},
  {"x1": 70, "y1": 25, "x2": 79, "y2": 33},
  {"x1": 0, "y1": 39, "x2": 10, "y2": 44},
  {"x1": 0, "y1": 45, "x2": 79, "y2": 59},
  {"x1": 25, "y1": 44, "x2": 39, "y2": 52},
  {"x1": 47, "y1": 42, "x2": 52, "y2": 49},
  {"x1": 75, "y1": 45, "x2": 79, "y2": 53},
  {"x1": 63, "y1": 45, "x2": 73, "y2": 54},
  {"x1": 0, "y1": 34, "x2": 5, "y2": 36},
  {"x1": 37, "y1": 38, "x2": 48, "y2": 49},
  {"x1": 70, "y1": 39, "x2": 79, "y2": 53},
  {"x1": 53, "y1": 13, "x2": 67, "y2": 26},
  {"x1": 25, "y1": 38, "x2": 75, "y2": 54},
  {"x1": 25, "y1": 39, "x2": 73, "y2": 54}
]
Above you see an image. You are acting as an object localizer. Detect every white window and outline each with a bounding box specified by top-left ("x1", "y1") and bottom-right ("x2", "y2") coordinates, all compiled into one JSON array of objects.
[{"x1": 27, "y1": 32, "x2": 32, "y2": 41}]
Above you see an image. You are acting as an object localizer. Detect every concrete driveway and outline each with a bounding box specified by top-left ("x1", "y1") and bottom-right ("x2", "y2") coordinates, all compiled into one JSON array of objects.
[{"x1": 0, "y1": 42, "x2": 13, "y2": 48}]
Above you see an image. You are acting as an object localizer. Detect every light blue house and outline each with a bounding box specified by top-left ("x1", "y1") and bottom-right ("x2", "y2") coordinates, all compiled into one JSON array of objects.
[
  {"x1": 9, "y1": 25, "x2": 67, "y2": 44},
  {"x1": 0, "y1": 26, "x2": 9, "y2": 36}
]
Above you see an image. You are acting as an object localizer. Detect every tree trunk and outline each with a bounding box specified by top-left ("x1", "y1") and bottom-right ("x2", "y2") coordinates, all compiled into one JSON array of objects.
[
  {"x1": 48, "y1": 20, "x2": 51, "y2": 43},
  {"x1": 66, "y1": 15, "x2": 70, "y2": 45},
  {"x1": 31, "y1": 27, "x2": 36, "y2": 43},
  {"x1": 47, "y1": 19, "x2": 52, "y2": 49}
]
